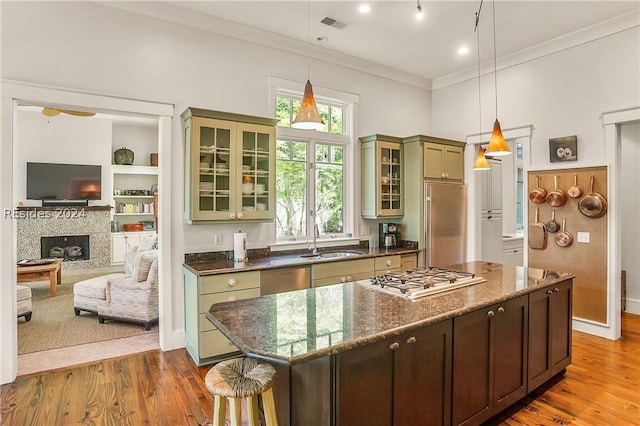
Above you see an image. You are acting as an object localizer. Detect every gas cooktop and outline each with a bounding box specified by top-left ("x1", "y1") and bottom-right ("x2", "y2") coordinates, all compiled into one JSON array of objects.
[{"x1": 358, "y1": 266, "x2": 486, "y2": 300}]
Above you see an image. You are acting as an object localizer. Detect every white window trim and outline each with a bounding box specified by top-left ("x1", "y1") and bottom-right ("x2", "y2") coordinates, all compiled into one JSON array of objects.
[{"x1": 268, "y1": 75, "x2": 359, "y2": 250}]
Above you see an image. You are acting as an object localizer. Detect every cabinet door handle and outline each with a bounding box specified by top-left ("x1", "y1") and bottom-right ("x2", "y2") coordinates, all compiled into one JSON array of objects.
[
  {"x1": 228, "y1": 296, "x2": 237, "y2": 301},
  {"x1": 340, "y1": 276, "x2": 347, "y2": 283},
  {"x1": 547, "y1": 289, "x2": 553, "y2": 295},
  {"x1": 237, "y1": 212, "x2": 244, "y2": 219},
  {"x1": 487, "y1": 210, "x2": 492, "y2": 213},
  {"x1": 553, "y1": 287, "x2": 560, "y2": 293},
  {"x1": 487, "y1": 310, "x2": 495, "y2": 317},
  {"x1": 228, "y1": 278, "x2": 237, "y2": 287},
  {"x1": 389, "y1": 342, "x2": 400, "y2": 350},
  {"x1": 497, "y1": 307, "x2": 505, "y2": 313},
  {"x1": 406, "y1": 336, "x2": 416, "y2": 344},
  {"x1": 346, "y1": 276, "x2": 353, "y2": 282},
  {"x1": 386, "y1": 259, "x2": 392, "y2": 266},
  {"x1": 445, "y1": 173, "x2": 450, "y2": 178},
  {"x1": 488, "y1": 216, "x2": 492, "y2": 219},
  {"x1": 229, "y1": 212, "x2": 236, "y2": 219}
]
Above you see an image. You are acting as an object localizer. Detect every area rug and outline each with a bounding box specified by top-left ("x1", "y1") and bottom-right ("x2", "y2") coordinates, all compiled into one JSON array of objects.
[{"x1": 17, "y1": 275, "x2": 157, "y2": 354}]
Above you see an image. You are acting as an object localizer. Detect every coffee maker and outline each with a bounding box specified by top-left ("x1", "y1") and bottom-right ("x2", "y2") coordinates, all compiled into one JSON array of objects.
[{"x1": 379, "y1": 223, "x2": 400, "y2": 250}]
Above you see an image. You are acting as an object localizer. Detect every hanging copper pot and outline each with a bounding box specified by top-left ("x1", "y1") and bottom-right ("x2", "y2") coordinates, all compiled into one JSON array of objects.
[
  {"x1": 529, "y1": 175, "x2": 547, "y2": 204},
  {"x1": 546, "y1": 175, "x2": 567, "y2": 207},
  {"x1": 578, "y1": 176, "x2": 607, "y2": 218}
]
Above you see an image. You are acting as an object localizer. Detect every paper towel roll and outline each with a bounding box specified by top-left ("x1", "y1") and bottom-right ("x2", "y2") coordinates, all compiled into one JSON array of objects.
[{"x1": 233, "y1": 231, "x2": 247, "y2": 262}]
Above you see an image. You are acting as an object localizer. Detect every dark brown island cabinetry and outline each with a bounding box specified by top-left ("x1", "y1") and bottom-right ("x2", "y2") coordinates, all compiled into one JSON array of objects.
[
  {"x1": 452, "y1": 295, "x2": 529, "y2": 426},
  {"x1": 528, "y1": 279, "x2": 572, "y2": 391},
  {"x1": 336, "y1": 320, "x2": 452, "y2": 426}
]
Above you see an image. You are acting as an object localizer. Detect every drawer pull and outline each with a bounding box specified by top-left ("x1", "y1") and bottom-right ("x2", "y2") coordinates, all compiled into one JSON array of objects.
[
  {"x1": 497, "y1": 307, "x2": 505, "y2": 313},
  {"x1": 229, "y1": 212, "x2": 236, "y2": 219},
  {"x1": 553, "y1": 287, "x2": 560, "y2": 293},
  {"x1": 487, "y1": 310, "x2": 495, "y2": 317},
  {"x1": 386, "y1": 259, "x2": 392, "y2": 267},
  {"x1": 340, "y1": 276, "x2": 347, "y2": 283},
  {"x1": 228, "y1": 278, "x2": 237, "y2": 287},
  {"x1": 346, "y1": 276, "x2": 353, "y2": 282},
  {"x1": 406, "y1": 336, "x2": 416, "y2": 344},
  {"x1": 237, "y1": 212, "x2": 244, "y2": 219},
  {"x1": 228, "y1": 296, "x2": 237, "y2": 301},
  {"x1": 389, "y1": 342, "x2": 400, "y2": 350},
  {"x1": 547, "y1": 289, "x2": 553, "y2": 295}
]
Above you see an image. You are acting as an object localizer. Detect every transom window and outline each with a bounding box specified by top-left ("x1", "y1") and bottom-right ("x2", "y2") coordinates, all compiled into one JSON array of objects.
[{"x1": 273, "y1": 90, "x2": 353, "y2": 243}]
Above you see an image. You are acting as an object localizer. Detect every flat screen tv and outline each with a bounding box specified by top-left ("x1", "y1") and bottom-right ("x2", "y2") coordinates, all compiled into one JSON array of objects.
[{"x1": 26, "y1": 162, "x2": 102, "y2": 201}]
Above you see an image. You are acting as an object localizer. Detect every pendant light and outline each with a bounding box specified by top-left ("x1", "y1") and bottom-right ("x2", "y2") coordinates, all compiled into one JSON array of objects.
[
  {"x1": 483, "y1": 0, "x2": 511, "y2": 156},
  {"x1": 291, "y1": 0, "x2": 325, "y2": 130},
  {"x1": 472, "y1": 3, "x2": 490, "y2": 171}
]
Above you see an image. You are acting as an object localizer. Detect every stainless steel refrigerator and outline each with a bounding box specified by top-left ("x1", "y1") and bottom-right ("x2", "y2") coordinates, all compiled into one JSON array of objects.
[{"x1": 424, "y1": 181, "x2": 466, "y2": 267}]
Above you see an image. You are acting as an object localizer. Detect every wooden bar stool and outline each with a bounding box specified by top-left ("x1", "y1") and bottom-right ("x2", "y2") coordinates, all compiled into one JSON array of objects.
[{"x1": 205, "y1": 357, "x2": 278, "y2": 426}]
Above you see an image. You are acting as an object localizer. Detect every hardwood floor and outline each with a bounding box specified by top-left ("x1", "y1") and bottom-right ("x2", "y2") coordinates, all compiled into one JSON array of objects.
[{"x1": 1, "y1": 314, "x2": 638, "y2": 426}]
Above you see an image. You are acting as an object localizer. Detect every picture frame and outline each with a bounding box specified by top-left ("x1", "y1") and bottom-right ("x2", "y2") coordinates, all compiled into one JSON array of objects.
[{"x1": 549, "y1": 135, "x2": 578, "y2": 163}]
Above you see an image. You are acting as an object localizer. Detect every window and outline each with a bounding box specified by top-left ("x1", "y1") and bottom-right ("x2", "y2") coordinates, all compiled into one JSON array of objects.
[
  {"x1": 515, "y1": 142, "x2": 524, "y2": 231},
  {"x1": 273, "y1": 90, "x2": 353, "y2": 243}
]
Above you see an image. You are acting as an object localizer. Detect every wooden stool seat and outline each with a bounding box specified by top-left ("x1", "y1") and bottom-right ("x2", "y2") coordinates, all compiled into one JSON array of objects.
[{"x1": 205, "y1": 357, "x2": 278, "y2": 426}]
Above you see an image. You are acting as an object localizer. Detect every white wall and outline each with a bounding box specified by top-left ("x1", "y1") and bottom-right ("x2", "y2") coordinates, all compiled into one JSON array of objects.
[
  {"x1": 112, "y1": 123, "x2": 158, "y2": 167},
  {"x1": 15, "y1": 110, "x2": 112, "y2": 206},
  {"x1": 0, "y1": 0, "x2": 433, "y2": 381},
  {"x1": 432, "y1": 27, "x2": 640, "y2": 170},
  {"x1": 620, "y1": 121, "x2": 640, "y2": 314}
]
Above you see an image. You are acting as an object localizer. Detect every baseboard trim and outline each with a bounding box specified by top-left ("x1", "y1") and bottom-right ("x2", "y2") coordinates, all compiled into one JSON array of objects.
[{"x1": 624, "y1": 298, "x2": 640, "y2": 315}]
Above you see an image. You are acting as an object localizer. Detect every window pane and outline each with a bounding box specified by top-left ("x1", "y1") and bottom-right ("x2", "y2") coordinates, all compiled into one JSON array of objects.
[
  {"x1": 332, "y1": 146, "x2": 343, "y2": 164},
  {"x1": 276, "y1": 151, "x2": 307, "y2": 238},
  {"x1": 516, "y1": 168, "x2": 524, "y2": 231},
  {"x1": 316, "y1": 144, "x2": 329, "y2": 163},
  {"x1": 516, "y1": 142, "x2": 523, "y2": 160},
  {"x1": 317, "y1": 104, "x2": 329, "y2": 133},
  {"x1": 276, "y1": 140, "x2": 291, "y2": 160},
  {"x1": 316, "y1": 162, "x2": 343, "y2": 234},
  {"x1": 291, "y1": 141, "x2": 306, "y2": 161},
  {"x1": 330, "y1": 106, "x2": 344, "y2": 134},
  {"x1": 276, "y1": 97, "x2": 292, "y2": 128}
]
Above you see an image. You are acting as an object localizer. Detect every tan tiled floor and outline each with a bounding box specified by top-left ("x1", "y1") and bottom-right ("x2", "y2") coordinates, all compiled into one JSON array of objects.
[{"x1": 18, "y1": 332, "x2": 159, "y2": 376}]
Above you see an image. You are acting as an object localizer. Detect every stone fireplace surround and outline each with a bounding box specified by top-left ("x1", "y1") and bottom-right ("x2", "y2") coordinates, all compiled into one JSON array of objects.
[{"x1": 16, "y1": 206, "x2": 111, "y2": 271}]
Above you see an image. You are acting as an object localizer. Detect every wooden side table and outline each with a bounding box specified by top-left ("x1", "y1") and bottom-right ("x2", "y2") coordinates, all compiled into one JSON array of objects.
[{"x1": 17, "y1": 258, "x2": 63, "y2": 296}]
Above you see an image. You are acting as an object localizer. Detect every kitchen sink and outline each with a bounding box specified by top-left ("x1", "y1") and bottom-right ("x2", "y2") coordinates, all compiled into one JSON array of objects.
[{"x1": 300, "y1": 250, "x2": 365, "y2": 259}]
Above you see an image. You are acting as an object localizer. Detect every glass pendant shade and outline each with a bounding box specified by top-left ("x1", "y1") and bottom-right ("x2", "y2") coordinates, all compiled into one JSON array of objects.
[
  {"x1": 291, "y1": 80, "x2": 325, "y2": 130},
  {"x1": 484, "y1": 119, "x2": 511, "y2": 156},
  {"x1": 472, "y1": 146, "x2": 491, "y2": 170}
]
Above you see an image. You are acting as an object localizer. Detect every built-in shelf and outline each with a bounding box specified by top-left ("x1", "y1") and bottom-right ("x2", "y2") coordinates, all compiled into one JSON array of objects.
[
  {"x1": 113, "y1": 195, "x2": 154, "y2": 199},
  {"x1": 111, "y1": 165, "x2": 158, "y2": 175},
  {"x1": 113, "y1": 212, "x2": 154, "y2": 216}
]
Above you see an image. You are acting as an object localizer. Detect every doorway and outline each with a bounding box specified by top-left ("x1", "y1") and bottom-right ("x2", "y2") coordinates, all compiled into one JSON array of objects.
[{"x1": 0, "y1": 81, "x2": 174, "y2": 384}]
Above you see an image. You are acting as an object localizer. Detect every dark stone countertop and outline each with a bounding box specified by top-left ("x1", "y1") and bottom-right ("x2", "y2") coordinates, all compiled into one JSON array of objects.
[
  {"x1": 183, "y1": 247, "x2": 420, "y2": 275},
  {"x1": 206, "y1": 261, "x2": 574, "y2": 366}
]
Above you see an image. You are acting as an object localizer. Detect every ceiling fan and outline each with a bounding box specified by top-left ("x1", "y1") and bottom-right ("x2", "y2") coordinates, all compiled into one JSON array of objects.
[{"x1": 42, "y1": 107, "x2": 95, "y2": 117}]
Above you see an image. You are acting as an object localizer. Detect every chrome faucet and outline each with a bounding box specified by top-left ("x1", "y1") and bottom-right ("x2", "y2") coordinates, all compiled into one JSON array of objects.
[{"x1": 310, "y1": 223, "x2": 320, "y2": 255}]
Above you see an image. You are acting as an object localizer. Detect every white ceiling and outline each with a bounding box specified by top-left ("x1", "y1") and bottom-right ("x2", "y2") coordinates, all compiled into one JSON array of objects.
[{"x1": 165, "y1": 1, "x2": 640, "y2": 82}]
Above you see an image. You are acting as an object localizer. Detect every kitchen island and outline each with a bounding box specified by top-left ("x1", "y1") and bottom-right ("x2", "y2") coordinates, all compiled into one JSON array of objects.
[{"x1": 207, "y1": 262, "x2": 574, "y2": 426}]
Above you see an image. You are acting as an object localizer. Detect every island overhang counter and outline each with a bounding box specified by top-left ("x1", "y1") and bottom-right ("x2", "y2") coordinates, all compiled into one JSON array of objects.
[{"x1": 206, "y1": 261, "x2": 574, "y2": 426}]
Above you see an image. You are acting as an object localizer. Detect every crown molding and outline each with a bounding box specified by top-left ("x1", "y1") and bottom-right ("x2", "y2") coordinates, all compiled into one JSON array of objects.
[
  {"x1": 433, "y1": 9, "x2": 640, "y2": 91},
  {"x1": 100, "y1": 1, "x2": 432, "y2": 91}
]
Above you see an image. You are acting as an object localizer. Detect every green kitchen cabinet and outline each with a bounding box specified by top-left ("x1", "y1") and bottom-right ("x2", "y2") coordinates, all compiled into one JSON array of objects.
[
  {"x1": 182, "y1": 108, "x2": 278, "y2": 223},
  {"x1": 360, "y1": 134, "x2": 403, "y2": 218}
]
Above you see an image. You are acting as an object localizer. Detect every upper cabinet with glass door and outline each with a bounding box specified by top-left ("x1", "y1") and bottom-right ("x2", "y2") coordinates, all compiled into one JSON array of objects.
[
  {"x1": 360, "y1": 134, "x2": 403, "y2": 218},
  {"x1": 181, "y1": 108, "x2": 278, "y2": 223}
]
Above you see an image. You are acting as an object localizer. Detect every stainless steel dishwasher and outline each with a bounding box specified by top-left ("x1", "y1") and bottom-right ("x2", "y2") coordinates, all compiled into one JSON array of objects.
[{"x1": 260, "y1": 266, "x2": 311, "y2": 295}]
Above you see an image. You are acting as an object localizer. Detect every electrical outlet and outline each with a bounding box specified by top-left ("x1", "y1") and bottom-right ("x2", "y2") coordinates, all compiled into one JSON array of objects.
[
  {"x1": 214, "y1": 233, "x2": 223, "y2": 245},
  {"x1": 577, "y1": 232, "x2": 590, "y2": 243}
]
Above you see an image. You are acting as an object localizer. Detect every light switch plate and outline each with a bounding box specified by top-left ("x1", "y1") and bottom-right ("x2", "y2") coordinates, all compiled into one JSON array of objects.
[{"x1": 577, "y1": 232, "x2": 590, "y2": 243}]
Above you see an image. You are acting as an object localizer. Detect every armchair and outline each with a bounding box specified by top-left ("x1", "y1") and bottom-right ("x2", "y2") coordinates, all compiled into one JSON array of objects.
[{"x1": 98, "y1": 253, "x2": 159, "y2": 330}]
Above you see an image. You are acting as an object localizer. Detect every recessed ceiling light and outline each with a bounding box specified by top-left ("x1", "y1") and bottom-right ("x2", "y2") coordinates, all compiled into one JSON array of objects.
[
  {"x1": 458, "y1": 46, "x2": 469, "y2": 55},
  {"x1": 358, "y1": 4, "x2": 371, "y2": 14}
]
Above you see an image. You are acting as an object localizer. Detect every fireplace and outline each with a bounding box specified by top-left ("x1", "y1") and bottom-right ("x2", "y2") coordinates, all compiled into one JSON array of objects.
[{"x1": 41, "y1": 235, "x2": 90, "y2": 261}]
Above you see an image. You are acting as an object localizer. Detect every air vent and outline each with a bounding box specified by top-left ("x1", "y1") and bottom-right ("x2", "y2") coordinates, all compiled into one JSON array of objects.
[{"x1": 320, "y1": 16, "x2": 350, "y2": 30}]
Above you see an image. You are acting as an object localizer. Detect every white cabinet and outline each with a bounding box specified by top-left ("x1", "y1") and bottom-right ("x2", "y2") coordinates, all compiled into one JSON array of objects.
[
  {"x1": 481, "y1": 215, "x2": 503, "y2": 264},
  {"x1": 110, "y1": 231, "x2": 155, "y2": 265},
  {"x1": 480, "y1": 159, "x2": 502, "y2": 215},
  {"x1": 502, "y1": 238, "x2": 524, "y2": 266}
]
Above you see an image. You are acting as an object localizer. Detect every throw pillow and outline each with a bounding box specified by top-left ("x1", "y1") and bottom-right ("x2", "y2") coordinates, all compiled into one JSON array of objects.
[
  {"x1": 133, "y1": 252, "x2": 158, "y2": 282},
  {"x1": 138, "y1": 234, "x2": 158, "y2": 252}
]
